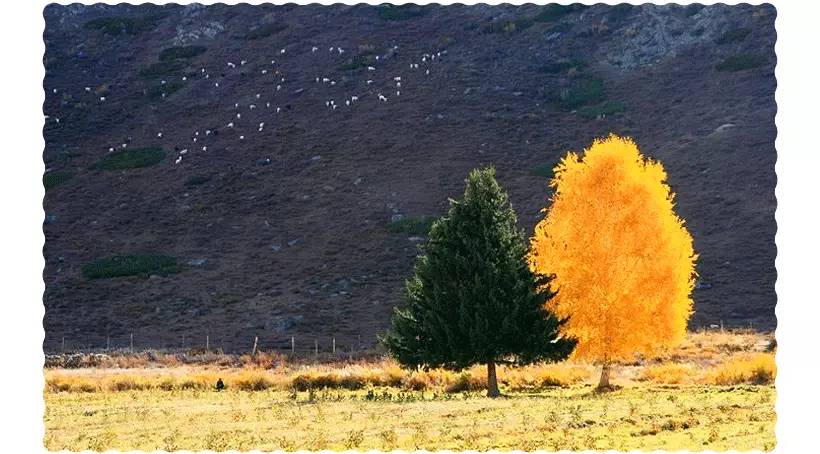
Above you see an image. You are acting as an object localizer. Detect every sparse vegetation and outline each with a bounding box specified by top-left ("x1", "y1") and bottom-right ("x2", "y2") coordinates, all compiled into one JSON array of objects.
[
  {"x1": 716, "y1": 54, "x2": 767, "y2": 72},
  {"x1": 82, "y1": 254, "x2": 180, "y2": 280},
  {"x1": 43, "y1": 171, "x2": 74, "y2": 191},
  {"x1": 239, "y1": 23, "x2": 288, "y2": 40},
  {"x1": 375, "y1": 4, "x2": 430, "y2": 21},
  {"x1": 703, "y1": 353, "x2": 776, "y2": 385},
  {"x1": 387, "y1": 216, "x2": 437, "y2": 235},
  {"x1": 608, "y1": 4, "x2": 636, "y2": 22},
  {"x1": 578, "y1": 100, "x2": 625, "y2": 119},
  {"x1": 90, "y1": 147, "x2": 166, "y2": 170},
  {"x1": 158, "y1": 45, "x2": 207, "y2": 61},
  {"x1": 715, "y1": 27, "x2": 751, "y2": 45}
]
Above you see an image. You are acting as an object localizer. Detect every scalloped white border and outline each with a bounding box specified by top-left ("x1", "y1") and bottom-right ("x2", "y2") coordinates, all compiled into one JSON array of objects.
[{"x1": 4, "y1": 0, "x2": 813, "y2": 453}]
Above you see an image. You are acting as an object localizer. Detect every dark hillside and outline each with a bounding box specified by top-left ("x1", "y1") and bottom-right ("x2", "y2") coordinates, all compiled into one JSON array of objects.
[{"x1": 42, "y1": 3, "x2": 777, "y2": 352}]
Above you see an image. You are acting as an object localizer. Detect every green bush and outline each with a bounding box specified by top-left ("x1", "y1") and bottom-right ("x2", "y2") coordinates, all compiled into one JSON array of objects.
[
  {"x1": 375, "y1": 4, "x2": 430, "y2": 21},
  {"x1": 83, "y1": 13, "x2": 165, "y2": 35},
  {"x1": 578, "y1": 100, "x2": 625, "y2": 119},
  {"x1": 482, "y1": 18, "x2": 535, "y2": 34},
  {"x1": 716, "y1": 54, "x2": 767, "y2": 72},
  {"x1": 139, "y1": 59, "x2": 190, "y2": 79},
  {"x1": 715, "y1": 28, "x2": 751, "y2": 45},
  {"x1": 185, "y1": 175, "x2": 211, "y2": 187},
  {"x1": 147, "y1": 80, "x2": 184, "y2": 99},
  {"x1": 531, "y1": 162, "x2": 558, "y2": 179},
  {"x1": 387, "y1": 216, "x2": 437, "y2": 235},
  {"x1": 90, "y1": 147, "x2": 166, "y2": 171},
  {"x1": 339, "y1": 54, "x2": 377, "y2": 71},
  {"x1": 158, "y1": 45, "x2": 206, "y2": 61},
  {"x1": 556, "y1": 77, "x2": 604, "y2": 110},
  {"x1": 82, "y1": 254, "x2": 180, "y2": 280},
  {"x1": 538, "y1": 59, "x2": 587, "y2": 74},
  {"x1": 43, "y1": 171, "x2": 74, "y2": 191},
  {"x1": 533, "y1": 4, "x2": 587, "y2": 23},
  {"x1": 240, "y1": 23, "x2": 288, "y2": 40}
]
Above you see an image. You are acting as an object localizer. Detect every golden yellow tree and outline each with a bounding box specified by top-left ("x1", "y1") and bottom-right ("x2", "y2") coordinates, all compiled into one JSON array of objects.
[{"x1": 528, "y1": 134, "x2": 697, "y2": 389}]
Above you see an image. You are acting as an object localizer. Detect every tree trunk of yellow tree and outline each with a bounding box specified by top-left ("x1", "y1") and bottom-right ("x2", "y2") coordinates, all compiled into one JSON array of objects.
[
  {"x1": 597, "y1": 363, "x2": 611, "y2": 390},
  {"x1": 487, "y1": 361, "x2": 501, "y2": 398}
]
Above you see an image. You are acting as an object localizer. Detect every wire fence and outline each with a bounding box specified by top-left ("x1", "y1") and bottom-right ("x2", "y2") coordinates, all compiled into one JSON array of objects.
[{"x1": 45, "y1": 332, "x2": 382, "y2": 358}]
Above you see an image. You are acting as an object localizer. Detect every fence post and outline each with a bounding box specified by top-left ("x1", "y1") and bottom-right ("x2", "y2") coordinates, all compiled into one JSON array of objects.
[
  {"x1": 206, "y1": 335, "x2": 210, "y2": 351},
  {"x1": 61, "y1": 337, "x2": 65, "y2": 353},
  {"x1": 314, "y1": 339, "x2": 318, "y2": 357},
  {"x1": 182, "y1": 334, "x2": 186, "y2": 350},
  {"x1": 252, "y1": 336, "x2": 258, "y2": 355},
  {"x1": 106, "y1": 336, "x2": 110, "y2": 351},
  {"x1": 332, "y1": 337, "x2": 336, "y2": 354},
  {"x1": 130, "y1": 332, "x2": 134, "y2": 351},
  {"x1": 720, "y1": 320, "x2": 724, "y2": 332},
  {"x1": 291, "y1": 336, "x2": 295, "y2": 355}
]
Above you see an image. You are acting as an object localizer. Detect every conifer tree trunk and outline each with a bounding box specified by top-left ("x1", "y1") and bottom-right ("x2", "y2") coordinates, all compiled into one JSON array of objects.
[
  {"x1": 487, "y1": 361, "x2": 501, "y2": 398},
  {"x1": 597, "y1": 362, "x2": 611, "y2": 390}
]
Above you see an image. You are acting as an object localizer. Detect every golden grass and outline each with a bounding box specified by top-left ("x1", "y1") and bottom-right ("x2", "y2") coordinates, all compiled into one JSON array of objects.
[
  {"x1": 44, "y1": 385, "x2": 775, "y2": 451},
  {"x1": 702, "y1": 352, "x2": 777, "y2": 385}
]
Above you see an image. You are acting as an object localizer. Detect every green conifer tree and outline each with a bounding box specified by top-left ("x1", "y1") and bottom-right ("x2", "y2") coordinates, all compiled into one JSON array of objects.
[{"x1": 382, "y1": 167, "x2": 575, "y2": 397}]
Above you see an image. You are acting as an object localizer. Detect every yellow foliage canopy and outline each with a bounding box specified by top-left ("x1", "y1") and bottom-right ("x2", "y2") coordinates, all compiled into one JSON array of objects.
[{"x1": 529, "y1": 135, "x2": 697, "y2": 363}]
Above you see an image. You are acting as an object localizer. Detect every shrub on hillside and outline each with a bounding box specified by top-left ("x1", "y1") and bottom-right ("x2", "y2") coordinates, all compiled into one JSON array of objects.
[
  {"x1": 83, "y1": 13, "x2": 165, "y2": 35},
  {"x1": 158, "y1": 45, "x2": 207, "y2": 61},
  {"x1": 533, "y1": 4, "x2": 587, "y2": 23},
  {"x1": 43, "y1": 171, "x2": 73, "y2": 191},
  {"x1": 375, "y1": 4, "x2": 430, "y2": 21},
  {"x1": 387, "y1": 216, "x2": 437, "y2": 235},
  {"x1": 82, "y1": 254, "x2": 180, "y2": 280},
  {"x1": 239, "y1": 23, "x2": 288, "y2": 40},
  {"x1": 716, "y1": 54, "x2": 767, "y2": 72}
]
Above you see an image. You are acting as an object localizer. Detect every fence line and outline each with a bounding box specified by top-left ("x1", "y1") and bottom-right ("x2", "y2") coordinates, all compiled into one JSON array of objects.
[{"x1": 45, "y1": 332, "x2": 382, "y2": 358}]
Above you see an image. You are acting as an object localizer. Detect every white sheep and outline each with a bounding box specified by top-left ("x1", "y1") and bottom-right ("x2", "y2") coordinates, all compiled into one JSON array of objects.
[
  {"x1": 180, "y1": 149, "x2": 188, "y2": 154},
  {"x1": 52, "y1": 88, "x2": 57, "y2": 94},
  {"x1": 240, "y1": 135, "x2": 245, "y2": 140},
  {"x1": 378, "y1": 94, "x2": 387, "y2": 102},
  {"x1": 262, "y1": 69, "x2": 268, "y2": 74},
  {"x1": 426, "y1": 69, "x2": 430, "y2": 75},
  {"x1": 276, "y1": 85, "x2": 282, "y2": 91},
  {"x1": 338, "y1": 47, "x2": 344, "y2": 54},
  {"x1": 99, "y1": 96, "x2": 106, "y2": 102},
  {"x1": 175, "y1": 156, "x2": 183, "y2": 164},
  {"x1": 276, "y1": 107, "x2": 281, "y2": 113},
  {"x1": 227, "y1": 62, "x2": 236, "y2": 68},
  {"x1": 351, "y1": 95, "x2": 359, "y2": 102},
  {"x1": 205, "y1": 130, "x2": 211, "y2": 135},
  {"x1": 193, "y1": 137, "x2": 197, "y2": 143},
  {"x1": 121, "y1": 143, "x2": 127, "y2": 148},
  {"x1": 202, "y1": 146, "x2": 207, "y2": 151},
  {"x1": 396, "y1": 82, "x2": 401, "y2": 88},
  {"x1": 279, "y1": 48, "x2": 286, "y2": 54},
  {"x1": 312, "y1": 46, "x2": 318, "y2": 52},
  {"x1": 157, "y1": 132, "x2": 163, "y2": 138},
  {"x1": 267, "y1": 102, "x2": 271, "y2": 108},
  {"x1": 241, "y1": 59, "x2": 248, "y2": 65},
  {"x1": 330, "y1": 81, "x2": 336, "y2": 86},
  {"x1": 214, "y1": 82, "x2": 219, "y2": 87},
  {"x1": 227, "y1": 122, "x2": 234, "y2": 128},
  {"x1": 396, "y1": 90, "x2": 401, "y2": 96},
  {"x1": 256, "y1": 93, "x2": 261, "y2": 99},
  {"x1": 182, "y1": 76, "x2": 187, "y2": 81},
  {"x1": 346, "y1": 100, "x2": 350, "y2": 106},
  {"x1": 367, "y1": 66, "x2": 376, "y2": 71},
  {"x1": 394, "y1": 76, "x2": 402, "y2": 81},
  {"x1": 84, "y1": 87, "x2": 91, "y2": 92},
  {"x1": 249, "y1": 104, "x2": 256, "y2": 110},
  {"x1": 322, "y1": 77, "x2": 330, "y2": 83},
  {"x1": 366, "y1": 80, "x2": 373, "y2": 85},
  {"x1": 108, "y1": 147, "x2": 114, "y2": 152},
  {"x1": 236, "y1": 113, "x2": 242, "y2": 119}
]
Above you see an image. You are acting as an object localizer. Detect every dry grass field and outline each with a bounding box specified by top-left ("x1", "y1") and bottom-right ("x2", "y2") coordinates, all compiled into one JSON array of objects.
[{"x1": 44, "y1": 330, "x2": 776, "y2": 451}]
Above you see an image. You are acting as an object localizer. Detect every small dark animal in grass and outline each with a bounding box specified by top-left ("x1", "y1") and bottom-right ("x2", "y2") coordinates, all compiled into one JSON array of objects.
[{"x1": 215, "y1": 378, "x2": 225, "y2": 391}]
